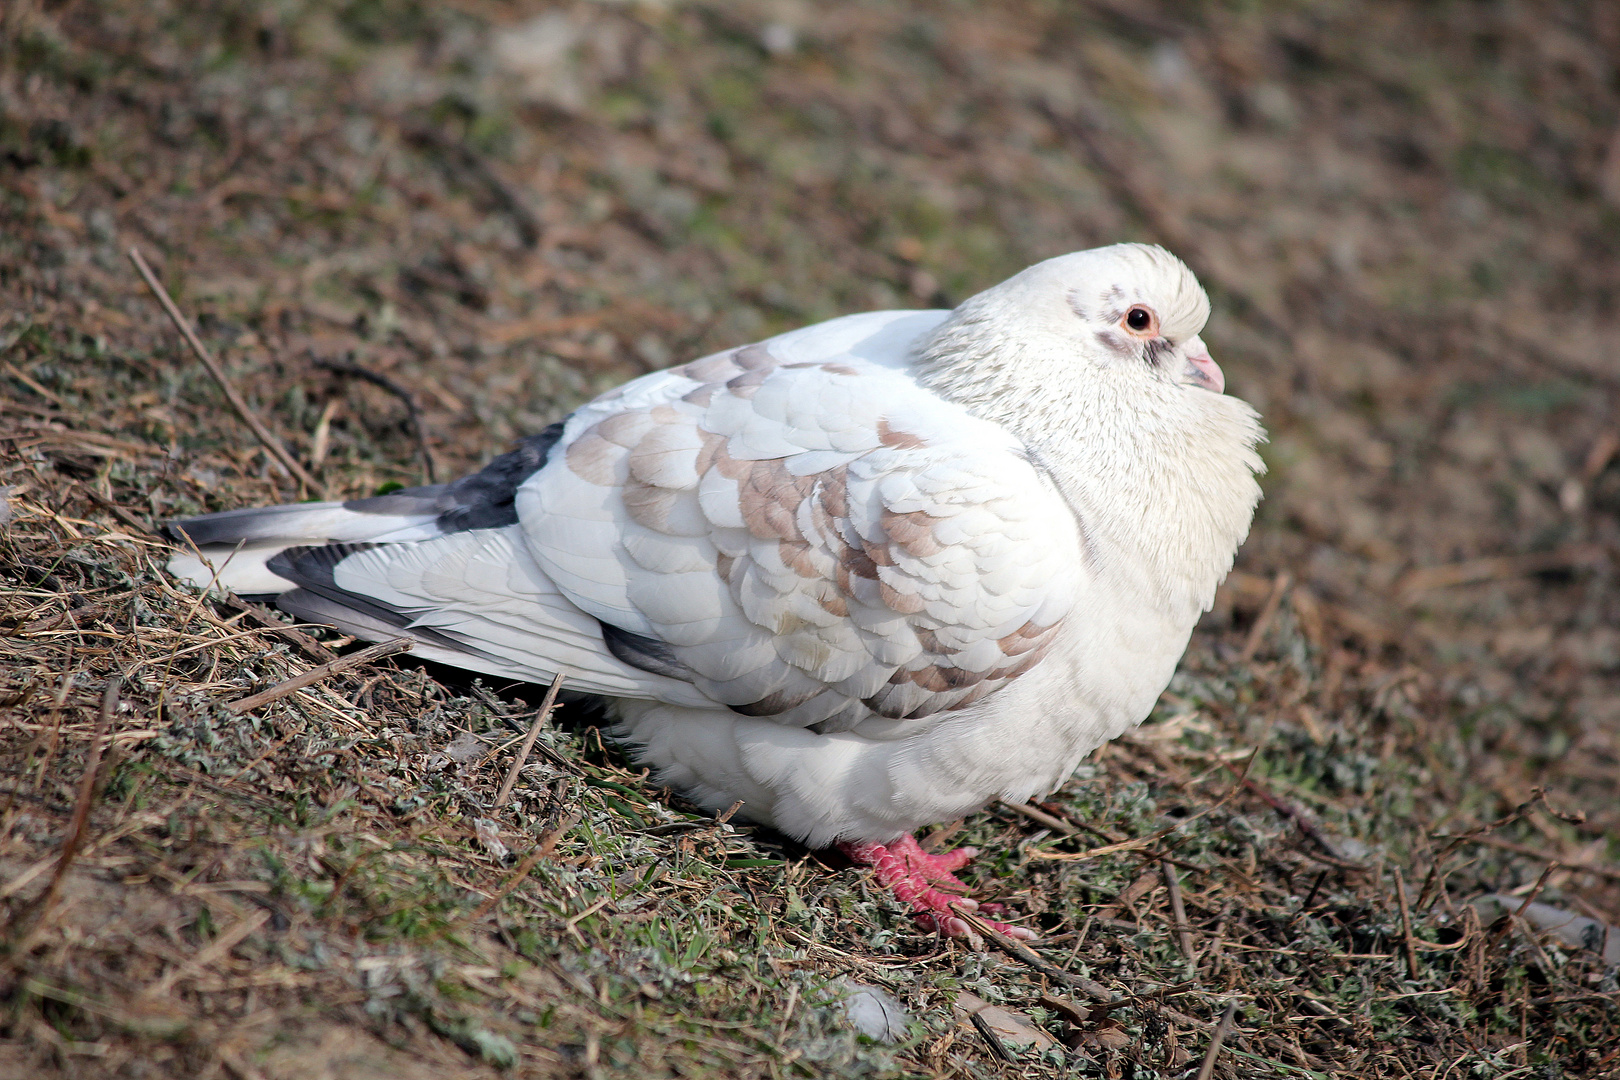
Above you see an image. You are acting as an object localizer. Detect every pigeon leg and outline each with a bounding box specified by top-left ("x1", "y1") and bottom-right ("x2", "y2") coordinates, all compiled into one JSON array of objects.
[
  {"x1": 840, "y1": 837, "x2": 1037, "y2": 940},
  {"x1": 883, "y1": 834, "x2": 1012, "y2": 917},
  {"x1": 886, "y1": 833, "x2": 976, "y2": 889}
]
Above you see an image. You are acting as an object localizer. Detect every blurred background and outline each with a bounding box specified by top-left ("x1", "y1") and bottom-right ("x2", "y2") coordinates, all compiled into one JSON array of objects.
[{"x1": 3, "y1": 0, "x2": 1618, "y2": 1075}]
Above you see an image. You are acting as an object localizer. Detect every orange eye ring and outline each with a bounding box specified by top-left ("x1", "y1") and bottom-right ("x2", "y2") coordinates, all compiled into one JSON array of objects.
[{"x1": 1122, "y1": 305, "x2": 1159, "y2": 337}]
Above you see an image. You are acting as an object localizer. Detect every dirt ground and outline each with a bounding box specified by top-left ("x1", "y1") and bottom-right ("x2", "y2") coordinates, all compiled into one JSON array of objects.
[{"x1": 2, "y1": 0, "x2": 1618, "y2": 1077}]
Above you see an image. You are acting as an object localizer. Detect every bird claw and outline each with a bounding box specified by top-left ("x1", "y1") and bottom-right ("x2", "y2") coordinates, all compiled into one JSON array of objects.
[
  {"x1": 839, "y1": 835, "x2": 1038, "y2": 943},
  {"x1": 926, "y1": 904, "x2": 1039, "y2": 942},
  {"x1": 924, "y1": 911, "x2": 1038, "y2": 942}
]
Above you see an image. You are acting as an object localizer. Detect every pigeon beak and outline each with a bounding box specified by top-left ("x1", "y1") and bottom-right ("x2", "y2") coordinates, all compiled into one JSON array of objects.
[{"x1": 1180, "y1": 343, "x2": 1225, "y2": 394}]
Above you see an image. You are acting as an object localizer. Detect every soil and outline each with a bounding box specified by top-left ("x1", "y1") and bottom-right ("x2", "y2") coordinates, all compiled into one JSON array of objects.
[{"x1": 2, "y1": 1, "x2": 1618, "y2": 1077}]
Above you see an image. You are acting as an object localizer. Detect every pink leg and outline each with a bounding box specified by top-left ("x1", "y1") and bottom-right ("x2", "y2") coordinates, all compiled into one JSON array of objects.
[
  {"x1": 882, "y1": 835, "x2": 1012, "y2": 915},
  {"x1": 887, "y1": 834, "x2": 976, "y2": 890},
  {"x1": 840, "y1": 836, "x2": 1037, "y2": 941}
]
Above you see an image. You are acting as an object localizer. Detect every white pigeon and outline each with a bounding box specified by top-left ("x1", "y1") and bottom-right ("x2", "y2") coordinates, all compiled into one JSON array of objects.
[{"x1": 167, "y1": 244, "x2": 1264, "y2": 938}]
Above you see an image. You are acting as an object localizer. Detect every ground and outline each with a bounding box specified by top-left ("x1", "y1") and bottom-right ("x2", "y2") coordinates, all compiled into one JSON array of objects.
[{"x1": 2, "y1": 1, "x2": 1619, "y2": 1077}]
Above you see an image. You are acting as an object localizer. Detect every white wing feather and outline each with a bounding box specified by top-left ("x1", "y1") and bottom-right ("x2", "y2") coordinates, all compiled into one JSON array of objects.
[
  {"x1": 516, "y1": 313, "x2": 1086, "y2": 729},
  {"x1": 262, "y1": 308, "x2": 1084, "y2": 731}
]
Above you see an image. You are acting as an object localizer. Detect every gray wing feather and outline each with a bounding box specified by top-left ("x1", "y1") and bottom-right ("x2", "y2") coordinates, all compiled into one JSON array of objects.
[{"x1": 167, "y1": 421, "x2": 567, "y2": 547}]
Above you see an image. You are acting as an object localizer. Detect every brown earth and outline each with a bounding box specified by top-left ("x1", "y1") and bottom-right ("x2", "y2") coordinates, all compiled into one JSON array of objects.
[{"x1": 2, "y1": 1, "x2": 1618, "y2": 1077}]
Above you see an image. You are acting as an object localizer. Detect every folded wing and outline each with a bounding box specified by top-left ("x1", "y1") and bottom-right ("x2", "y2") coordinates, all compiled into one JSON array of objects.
[
  {"x1": 519, "y1": 318, "x2": 1086, "y2": 731},
  {"x1": 167, "y1": 310, "x2": 1086, "y2": 731}
]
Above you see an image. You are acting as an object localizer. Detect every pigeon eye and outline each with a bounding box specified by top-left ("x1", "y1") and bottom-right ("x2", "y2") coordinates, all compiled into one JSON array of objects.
[{"x1": 1123, "y1": 305, "x2": 1157, "y2": 335}]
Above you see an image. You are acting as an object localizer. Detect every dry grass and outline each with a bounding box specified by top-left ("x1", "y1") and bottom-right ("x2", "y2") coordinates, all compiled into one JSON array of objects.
[{"x1": 3, "y1": 0, "x2": 1619, "y2": 1076}]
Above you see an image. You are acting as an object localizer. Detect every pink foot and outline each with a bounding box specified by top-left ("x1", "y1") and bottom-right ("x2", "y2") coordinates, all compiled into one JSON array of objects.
[
  {"x1": 887, "y1": 833, "x2": 976, "y2": 889},
  {"x1": 839, "y1": 835, "x2": 1037, "y2": 941},
  {"x1": 884, "y1": 835, "x2": 1010, "y2": 916}
]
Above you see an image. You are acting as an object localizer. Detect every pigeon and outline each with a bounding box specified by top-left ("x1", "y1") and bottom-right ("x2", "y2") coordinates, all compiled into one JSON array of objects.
[{"x1": 167, "y1": 243, "x2": 1264, "y2": 938}]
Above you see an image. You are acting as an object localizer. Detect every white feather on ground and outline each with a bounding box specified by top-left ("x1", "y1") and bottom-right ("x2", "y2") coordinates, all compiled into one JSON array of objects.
[
  {"x1": 1473, "y1": 895, "x2": 1620, "y2": 964},
  {"x1": 838, "y1": 980, "x2": 912, "y2": 1043}
]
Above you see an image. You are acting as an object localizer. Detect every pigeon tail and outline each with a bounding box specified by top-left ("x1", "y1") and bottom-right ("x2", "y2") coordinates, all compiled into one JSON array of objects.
[{"x1": 165, "y1": 422, "x2": 569, "y2": 597}]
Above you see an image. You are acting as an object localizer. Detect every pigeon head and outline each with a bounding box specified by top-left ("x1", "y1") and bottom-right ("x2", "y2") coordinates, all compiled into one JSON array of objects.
[
  {"x1": 913, "y1": 243, "x2": 1225, "y2": 402},
  {"x1": 1056, "y1": 244, "x2": 1222, "y2": 393},
  {"x1": 912, "y1": 243, "x2": 1266, "y2": 612}
]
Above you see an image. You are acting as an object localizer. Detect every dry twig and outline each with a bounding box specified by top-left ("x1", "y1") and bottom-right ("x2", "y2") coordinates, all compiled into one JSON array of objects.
[
  {"x1": 1394, "y1": 866, "x2": 1420, "y2": 980},
  {"x1": 1461, "y1": 834, "x2": 1620, "y2": 884},
  {"x1": 968, "y1": 1011, "x2": 1015, "y2": 1063},
  {"x1": 1397, "y1": 544, "x2": 1606, "y2": 598},
  {"x1": 313, "y1": 355, "x2": 438, "y2": 484},
  {"x1": 402, "y1": 123, "x2": 543, "y2": 248},
  {"x1": 998, "y1": 798, "x2": 1079, "y2": 836},
  {"x1": 1418, "y1": 788, "x2": 1585, "y2": 909},
  {"x1": 494, "y1": 670, "x2": 567, "y2": 810},
  {"x1": 1489, "y1": 862, "x2": 1560, "y2": 953},
  {"x1": 1220, "y1": 762, "x2": 1366, "y2": 868},
  {"x1": 138, "y1": 909, "x2": 271, "y2": 999},
  {"x1": 1029, "y1": 753, "x2": 1258, "y2": 866},
  {"x1": 1240, "y1": 571, "x2": 1292, "y2": 662},
  {"x1": 1163, "y1": 858, "x2": 1197, "y2": 974},
  {"x1": 224, "y1": 637, "x2": 411, "y2": 713},
  {"x1": 21, "y1": 678, "x2": 119, "y2": 936},
  {"x1": 1196, "y1": 1001, "x2": 1239, "y2": 1080},
  {"x1": 128, "y1": 247, "x2": 321, "y2": 494},
  {"x1": 954, "y1": 906, "x2": 1113, "y2": 1001},
  {"x1": 75, "y1": 482, "x2": 152, "y2": 534},
  {"x1": 212, "y1": 594, "x2": 339, "y2": 664},
  {"x1": 461, "y1": 811, "x2": 582, "y2": 928}
]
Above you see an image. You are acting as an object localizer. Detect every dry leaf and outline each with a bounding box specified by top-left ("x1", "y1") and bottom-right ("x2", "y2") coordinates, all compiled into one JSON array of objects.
[
  {"x1": 1083, "y1": 1017, "x2": 1131, "y2": 1051},
  {"x1": 954, "y1": 991, "x2": 1057, "y2": 1053}
]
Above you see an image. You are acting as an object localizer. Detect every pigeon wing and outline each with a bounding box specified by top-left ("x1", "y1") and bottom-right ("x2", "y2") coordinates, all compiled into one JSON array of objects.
[{"x1": 520, "y1": 314, "x2": 1086, "y2": 730}]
